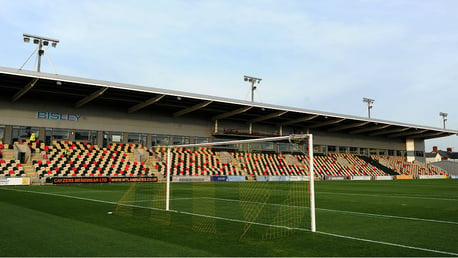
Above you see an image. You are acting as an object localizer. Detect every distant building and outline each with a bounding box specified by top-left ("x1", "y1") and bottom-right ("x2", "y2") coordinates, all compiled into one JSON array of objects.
[
  {"x1": 426, "y1": 146, "x2": 458, "y2": 163},
  {"x1": 425, "y1": 146, "x2": 458, "y2": 176}
]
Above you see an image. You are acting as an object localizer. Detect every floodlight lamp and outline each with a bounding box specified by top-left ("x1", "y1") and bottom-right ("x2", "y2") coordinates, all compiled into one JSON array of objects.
[
  {"x1": 33, "y1": 39, "x2": 40, "y2": 44},
  {"x1": 23, "y1": 37, "x2": 30, "y2": 43},
  {"x1": 43, "y1": 41, "x2": 49, "y2": 46},
  {"x1": 244, "y1": 77, "x2": 248, "y2": 81},
  {"x1": 51, "y1": 42, "x2": 57, "y2": 47}
]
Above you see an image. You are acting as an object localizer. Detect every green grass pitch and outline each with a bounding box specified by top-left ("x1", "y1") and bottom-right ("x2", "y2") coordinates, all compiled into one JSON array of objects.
[{"x1": 0, "y1": 179, "x2": 457, "y2": 257}]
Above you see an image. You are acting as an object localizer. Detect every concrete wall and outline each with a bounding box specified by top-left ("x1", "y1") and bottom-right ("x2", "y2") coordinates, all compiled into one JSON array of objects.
[
  {"x1": 0, "y1": 97, "x2": 426, "y2": 156},
  {"x1": 0, "y1": 98, "x2": 212, "y2": 138}
]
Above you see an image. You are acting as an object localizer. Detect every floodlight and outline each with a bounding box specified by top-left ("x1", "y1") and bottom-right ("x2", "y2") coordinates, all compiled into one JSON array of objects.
[
  {"x1": 363, "y1": 98, "x2": 375, "y2": 118},
  {"x1": 243, "y1": 75, "x2": 262, "y2": 102},
  {"x1": 440, "y1": 112, "x2": 448, "y2": 129},
  {"x1": 21, "y1": 33, "x2": 60, "y2": 73}
]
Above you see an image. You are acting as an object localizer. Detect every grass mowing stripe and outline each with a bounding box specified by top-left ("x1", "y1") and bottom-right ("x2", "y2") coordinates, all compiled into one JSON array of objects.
[
  {"x1": 118, "y1": 197, "x2": 197, "y2": 203},
  {"x1": 318, "y1": 191, "x2": 458, "y2": 201},
  {"x1": 315, "y1": 230, "x2": 458, "y2": 257},
  {"x1": 202, "y1": 196, "x2": 457, "y2": 225}
]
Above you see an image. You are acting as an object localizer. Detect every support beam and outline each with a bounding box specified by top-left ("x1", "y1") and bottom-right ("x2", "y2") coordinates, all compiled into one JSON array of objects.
[
  {"x1": 410, "y1": 131, "x2": 451, "y2": 139},
  {"x1": 281, "y1": 115, "x2": 319, "y2": 126},
  {"x1": 369, "y1": 127, "x2": 409, "y2": 136},
  {"x1": 212, "y1": 106, "x2": 252, "y2": 120},
  {"x1": 11, "y1": 78, "x2": 39, "y2": 102},
  {"x1": 308, "y1": 118, "x2": 346, "y2": 129},
  {"x1": 173, "y1": 100, "x2": 213, "y2": 117},
  {"x1": 388, "y1": 129, "x2": 428, "y2": 138},
  {"x1": 128, "y1": 94, "x2": 165, "y2": 113},
  {"x1": 249, "y1": 110, "x2": 287, "y2": 123},
  {"x1": 328, "y1": 121, "x2": 370, "y2": 132},
  {"x1": 74, "y1": 87, "x2": 108, "y2": 108},
  {"x1": 349, "y1": 124, "x2": 391, "y2": 134}
]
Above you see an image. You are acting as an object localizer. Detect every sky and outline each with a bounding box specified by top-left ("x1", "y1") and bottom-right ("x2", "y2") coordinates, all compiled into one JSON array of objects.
[{"x1": 1, "y1": 0, "x2": 457, "y2": 151}]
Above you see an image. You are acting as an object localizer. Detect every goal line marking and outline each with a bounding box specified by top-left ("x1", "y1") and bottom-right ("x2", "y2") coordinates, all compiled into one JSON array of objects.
[
  {"x1": 2, "y1": 187, "x2": 457, "y2": 257},
  {"x1": 318, "y1": 191, "x2": 458, "y2": 201}
]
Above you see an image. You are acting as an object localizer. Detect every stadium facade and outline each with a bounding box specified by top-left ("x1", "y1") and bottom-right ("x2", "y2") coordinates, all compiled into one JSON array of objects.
[{"x1": 1, "y1": 66, "x2": 457, "y2": 163}]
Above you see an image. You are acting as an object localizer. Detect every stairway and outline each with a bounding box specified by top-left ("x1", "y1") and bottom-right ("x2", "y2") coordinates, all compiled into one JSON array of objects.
[{"x1": 359, "y1": 155, "x2": 398, "y2": 176}]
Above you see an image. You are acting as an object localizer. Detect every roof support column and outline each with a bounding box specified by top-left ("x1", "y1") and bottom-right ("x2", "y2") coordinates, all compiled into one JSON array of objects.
[
  {"x1": 249, "y1": 122, "x2": 252, "y2": 134},
  {"x1": 214, "y1": 120, "x2": 218, "y2": 134},
  {"x1": 406, "y1": 138, "x2": 415, "y2": 162},
  {"x1": 279, "y1": 125, "x2": 283, "y2": 136}
]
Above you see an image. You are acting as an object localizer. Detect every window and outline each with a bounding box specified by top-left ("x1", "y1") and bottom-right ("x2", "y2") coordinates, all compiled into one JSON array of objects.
[
  {"x1": 103, "y1": 131, "x2": 123, "y2": 147},
  {"x1": 314, "y1": 145, "x2": 325, "y2": 153},
  {"x1": 0, "y1": 125, "x2": 4, "y2": 143},
  {"x1": 388, "y1": 149, "x2": 395, "y2": 156},
  {"x1": 128, "y1": 133, "x2": 147, "y2": 146},
  {"x1": 349, "y1": 147, "x2": 358, "y2": 154},
  {"x1": 327, "y1": 145, "x2": 336, "y2": 153},
  {"x1": 152, "y1": 134, "x2": 169, "y2": 146},
  {"x1": 415, "y1": 151, "x2": 424, "y2": 157},
  {"x1": 339, "y1": 146, "x2": 347, "y2": 153},
  {"x1": 360, "y1": 148, "x2": 368, "y2": 155},
  {"x1": 194, "y1": 137, "x2": 209, "y2": 144},
  {"x1": 45, "y1": 128, "x2": 69, "y2": 145},
  {"x1": 12, "y1": 126, "x2": 40, "y2": 142},
  {"x1": 75, "y1": 130, "x2": 97, "y2": 144},
  {"x1": 252, "y1": 142, "x2": 274, "y2": 151},
  {"x1": 277, "y1": 142, "x2": 292, "y2": 152},
  {"x1": 172, "y1": 135, "x2": 190, "y2": 145}
]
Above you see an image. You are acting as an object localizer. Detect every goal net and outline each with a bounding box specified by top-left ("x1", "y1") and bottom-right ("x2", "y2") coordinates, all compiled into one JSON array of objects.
[{"x1": 116, "y1": 134, "x2": 316, "y2": 241}]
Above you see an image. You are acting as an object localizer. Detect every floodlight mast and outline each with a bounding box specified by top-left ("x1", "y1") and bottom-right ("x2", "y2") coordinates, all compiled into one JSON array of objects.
[
  {"x1": 244, "y1": 75, "x2": 262, "y2": 102},
  {"x1": 22, "y1": 33, "x2": 59, "y2": 72},
  {"x1": 440, "y1": 112, "x2": 448, "y2": 129},
  {"x1": 363, "y1": 98, "x2": 375, "y2": 118}
]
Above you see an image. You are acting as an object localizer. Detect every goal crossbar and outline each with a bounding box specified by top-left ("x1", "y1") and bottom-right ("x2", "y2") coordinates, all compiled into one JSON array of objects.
[{"x1": 164, "y1": 134, "x2": 316, "y2": 232}]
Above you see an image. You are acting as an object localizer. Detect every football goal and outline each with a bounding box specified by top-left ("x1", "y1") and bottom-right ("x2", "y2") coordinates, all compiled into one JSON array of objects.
[{"x1": 163, "y1": 134, "x2": 316, "y2": 234}]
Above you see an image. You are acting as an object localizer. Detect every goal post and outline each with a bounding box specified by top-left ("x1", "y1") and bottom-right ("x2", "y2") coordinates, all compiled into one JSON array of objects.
[{"x1": 164, "y1": 134, "x2": 316, "y2": 233}]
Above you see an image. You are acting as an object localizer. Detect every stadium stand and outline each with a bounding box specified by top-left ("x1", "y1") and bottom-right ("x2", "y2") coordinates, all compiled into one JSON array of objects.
[
  {"x1": 371, "y1": 155, "x2": 447, "y2": 176},
  {"x1": 33, "y1": 141, "x2": 151, "y2": 178},
  {"x1": 0, "y1": 159, "x2": 25, "y2": 177},
  {"x1": 7, "y1": 138, "x2": 444, "y2": 181}
]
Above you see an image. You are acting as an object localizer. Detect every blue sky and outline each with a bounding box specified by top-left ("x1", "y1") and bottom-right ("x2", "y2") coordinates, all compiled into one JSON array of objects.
[{"x1": 1, "y1": 0, "x2": 457, "y2": 151}]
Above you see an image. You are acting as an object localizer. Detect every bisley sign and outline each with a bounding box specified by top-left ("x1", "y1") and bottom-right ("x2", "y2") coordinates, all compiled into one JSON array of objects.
[{"x1": 37, "y1": 112, "x2": 81, "y2": 121}]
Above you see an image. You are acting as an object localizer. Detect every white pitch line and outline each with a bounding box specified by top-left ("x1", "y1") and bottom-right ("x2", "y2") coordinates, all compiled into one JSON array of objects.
[
  {"x1": 172, "y1": 209, "x2": 458, "y2": 256},
  {"x1": 202, "y1": 196, "x2": 458, "y2": 225},
  {"x1": 2, "y1": 187, "x2": 457, "y2": 256},
  {"x1": 315, "y1": 230, "x2": 458, "y2": 257},
  {"x1": 317, "y1": 191, "x2": 458, "y2": 201},
  {"x1": 0, "y1": 187, "x2": 166, "y2": 212}
]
